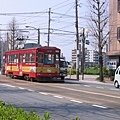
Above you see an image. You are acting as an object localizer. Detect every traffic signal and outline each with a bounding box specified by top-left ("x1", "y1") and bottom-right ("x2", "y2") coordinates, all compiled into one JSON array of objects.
[{"x1": 85, "y1": 40, "x2": 90, "y2": 45}]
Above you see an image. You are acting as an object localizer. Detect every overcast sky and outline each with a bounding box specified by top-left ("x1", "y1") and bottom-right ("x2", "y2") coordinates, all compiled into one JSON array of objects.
[{"x1": 0, "y1": 0, "x2": 90, "y2": 61}]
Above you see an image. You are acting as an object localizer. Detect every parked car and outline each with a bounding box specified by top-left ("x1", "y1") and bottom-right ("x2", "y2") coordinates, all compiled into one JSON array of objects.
[{"x1": 114, "y1": 66, "x2": 120, "y2": 88}]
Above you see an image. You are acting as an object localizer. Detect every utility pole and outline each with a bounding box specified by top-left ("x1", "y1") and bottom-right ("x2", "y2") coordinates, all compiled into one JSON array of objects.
[
  {"x1": 48, "y1": 8, "x2": 51, "y2": 47},
  {"x1": 81, "y1": 28, "x2": 85, "y2": 80},
  {"x1": 75, "y1": 0, "x2": 79, "y2": 80},
  {"x1": 7, "y1": 32, "x2": 9, "y2": 51},
  {"x1": 38, "y1": 28, "x2": 40, "y2": 45}
]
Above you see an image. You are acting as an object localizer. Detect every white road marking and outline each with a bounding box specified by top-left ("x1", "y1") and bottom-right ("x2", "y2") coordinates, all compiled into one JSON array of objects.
[
  {"x1": 18, "y1": 87, "x2": 25, "y2": 90},
  {"x1": 70, "y1": 100, "x2": 83, "y2": 103},
  {"x1": 0, "y1": 84, "x2": 16, "y2": 88},
  {"x1": 39, "y1": 92, "x2": 48, "y2": 95},
  {"x1": 109, "y1": 88, "x2": 119, "y2": 91},
  {"x1": 84, "y1": 85, "x2": 90, "y2": 87},
  {"x1": 92, "y1": 104, "x2": 107, "y2": 109},
  {"x1": 53, "y1": 95, "x2": 63, "y2": 99},
  {"x1": 52, "y1": 85, "x2": 120, "y2": 99},
  {"x1": 27, "y1": 89, "x2": 34, "y2": 92},
  {"x1": 96, "y1": 87, "x2": 104, "y2": 89}
]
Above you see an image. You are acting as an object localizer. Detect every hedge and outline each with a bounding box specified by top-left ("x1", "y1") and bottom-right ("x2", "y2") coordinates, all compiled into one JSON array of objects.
[{"x1": 0, "y1": 101, "x2": 80, "y2": 120}]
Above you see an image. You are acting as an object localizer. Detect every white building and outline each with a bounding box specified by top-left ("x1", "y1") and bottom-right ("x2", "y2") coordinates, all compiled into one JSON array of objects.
[{"x1": 71, "y1": 49, "x2": 106, "y2": 67}]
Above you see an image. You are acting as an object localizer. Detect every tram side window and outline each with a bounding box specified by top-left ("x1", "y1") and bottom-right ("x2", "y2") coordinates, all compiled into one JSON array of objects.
[
  {"x1": 7, "y1": 54, "x2": 18, "y2": 64},
  {"x1": 23, "y1": 53, "x2": 35, "y2": 63},
  {"x1": 14, "y1": 54, "x2": 18, "y2": 63},
  {"x1": 38, "y1": 52, "x2": 43, "y2": 64},
  {"x1": 10, "y1": 55, "x2": 13, "y2": 63},
  {"x1": 25, "y1": 53, "x2": 30, "y2": 63},
  {"x1": 30, "y1": 53, "x2": 35, "y2": 63}
]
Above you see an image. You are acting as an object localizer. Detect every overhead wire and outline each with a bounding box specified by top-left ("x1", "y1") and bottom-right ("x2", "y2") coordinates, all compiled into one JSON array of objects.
[{"x1": 0, "y1": 0, "x2": 85, "y2": 48}]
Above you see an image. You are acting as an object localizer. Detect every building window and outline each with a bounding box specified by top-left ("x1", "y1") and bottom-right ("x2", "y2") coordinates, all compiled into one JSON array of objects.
[
  {"x1": 117, "y1": 27, "x2": 120, "y2": 40},
  {"x1": 118, "y1": 0, "x2": 120, "y2": 12}
]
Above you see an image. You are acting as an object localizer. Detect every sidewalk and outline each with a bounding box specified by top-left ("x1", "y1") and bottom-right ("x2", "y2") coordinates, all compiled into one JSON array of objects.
[{"x1": 65, "y1": 75, "x2": 114, "y2": 84}]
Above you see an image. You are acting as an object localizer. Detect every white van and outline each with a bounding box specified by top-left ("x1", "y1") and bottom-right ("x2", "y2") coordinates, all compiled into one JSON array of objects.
[{"x1": 114, "y1": 66, "x2": 120, "y2": 88}]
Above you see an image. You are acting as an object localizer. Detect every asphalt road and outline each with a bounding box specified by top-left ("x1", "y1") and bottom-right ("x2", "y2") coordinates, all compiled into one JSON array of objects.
[{"x1": 0, "y1": 75, "x2": 120, "y2": 120}]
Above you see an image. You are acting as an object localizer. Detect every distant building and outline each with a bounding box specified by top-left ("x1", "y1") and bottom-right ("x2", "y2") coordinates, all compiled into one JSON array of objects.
[
  {"x1": 71, "y1": 49, "x2": 106, "y2": 68},
  {"x1": 71, "y1": 49, "x2": 77, "y2": 63},
  {"x1": 0, "y1": 41, "x2": 7, "y2": 68}
]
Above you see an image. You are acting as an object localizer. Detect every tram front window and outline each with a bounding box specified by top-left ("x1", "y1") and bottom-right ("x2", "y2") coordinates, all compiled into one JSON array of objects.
[{"x1": 44, "y1": 54, "x2": 54, "y2": 64}]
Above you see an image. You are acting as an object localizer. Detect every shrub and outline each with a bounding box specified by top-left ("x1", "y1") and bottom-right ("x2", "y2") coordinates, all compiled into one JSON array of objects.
[
  {"x1": 0, "y1": 101, "x2": 80, "y2": 120},
  {"x1": 110, "y1": 76, "x2": 114, "y2": 81},
  {"x1": 68, "y1": 69, "x2": 76, "y2": 75},
  {"x1": 103, "y1": 66, "x2": 108, "y2": 76},
  {"x1": 108, "y1": 69, "x2": 115, "y2": 77},
  {"x1": 0, "y1": 101, "x2": 40, "y2": 120},
  {"x1": 96, "y1": 77, "x2": 100, "y2": 81},
  {"x1": 84, "y1": 67, "x2": 99, "y2": 75}
]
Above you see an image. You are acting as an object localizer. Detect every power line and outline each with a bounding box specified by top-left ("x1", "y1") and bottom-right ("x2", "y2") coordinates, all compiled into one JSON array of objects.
[
  {"x1": 50, "y1": 0, "x2": 73, "y2": 10},
  {"x1": 0, "y1": 12, "x2": 47, "y2": 16}
]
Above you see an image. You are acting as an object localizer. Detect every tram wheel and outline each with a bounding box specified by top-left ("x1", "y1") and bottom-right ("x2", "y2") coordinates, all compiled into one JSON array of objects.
[
  {"x1": 24, "y1": 75, "x2": 29, "y2": 81},
  {"x1": 30, "y1": 78, "x2": 35, "y2": 82},
  {"x1": 10, "y1": 74, "x2": 14, "y2": 79}
]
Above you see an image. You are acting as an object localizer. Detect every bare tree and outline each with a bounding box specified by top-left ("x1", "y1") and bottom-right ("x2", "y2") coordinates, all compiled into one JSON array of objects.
[
  {"x1": 87, "y1": 0, "x2": 109, "y2": 81},
  {"x1": 7, "y1": 17, "x2": 21, "y2": 50}
]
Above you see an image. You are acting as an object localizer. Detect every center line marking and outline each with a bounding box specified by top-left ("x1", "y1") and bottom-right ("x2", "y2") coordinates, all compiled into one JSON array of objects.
[
  {"x1": 0, "y1": 84, "x2": 16, "y2": 88},
  {"x1": 70, "y1": 100, "x2": 83, "y2": 103},
  {"x1": 18, "y1": 87, "x2": 25, "y2": 90},
  {"x1": 27, "y1": 89, "x2": 34, "y2": 92},
  {"x1": 96, "y1": 87, "x2": 104, "y2": 89},
  {"x1": 110, "y1": 88, "x2": 119, "y2": 91},
  {"x1": 53, "y1": 95, "x2": 63, "y2": 99},
  {"x1": 84, "y1": 85, "x2": 90, "y2": 87},
  {"x1": 52, "y1": 86, "x2": 120, "y2": 99},
  {"x1": 39, "y1": 92, "x2": 48, "y2": 95},
  {"x1": 92, "y1": 104, "x2": 107, "y2": 109}
]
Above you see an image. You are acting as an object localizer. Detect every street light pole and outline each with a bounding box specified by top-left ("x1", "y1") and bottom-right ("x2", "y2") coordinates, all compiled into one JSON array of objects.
[{"x1": 26, "y1": 26, "x2": 40, "y2": 45}]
